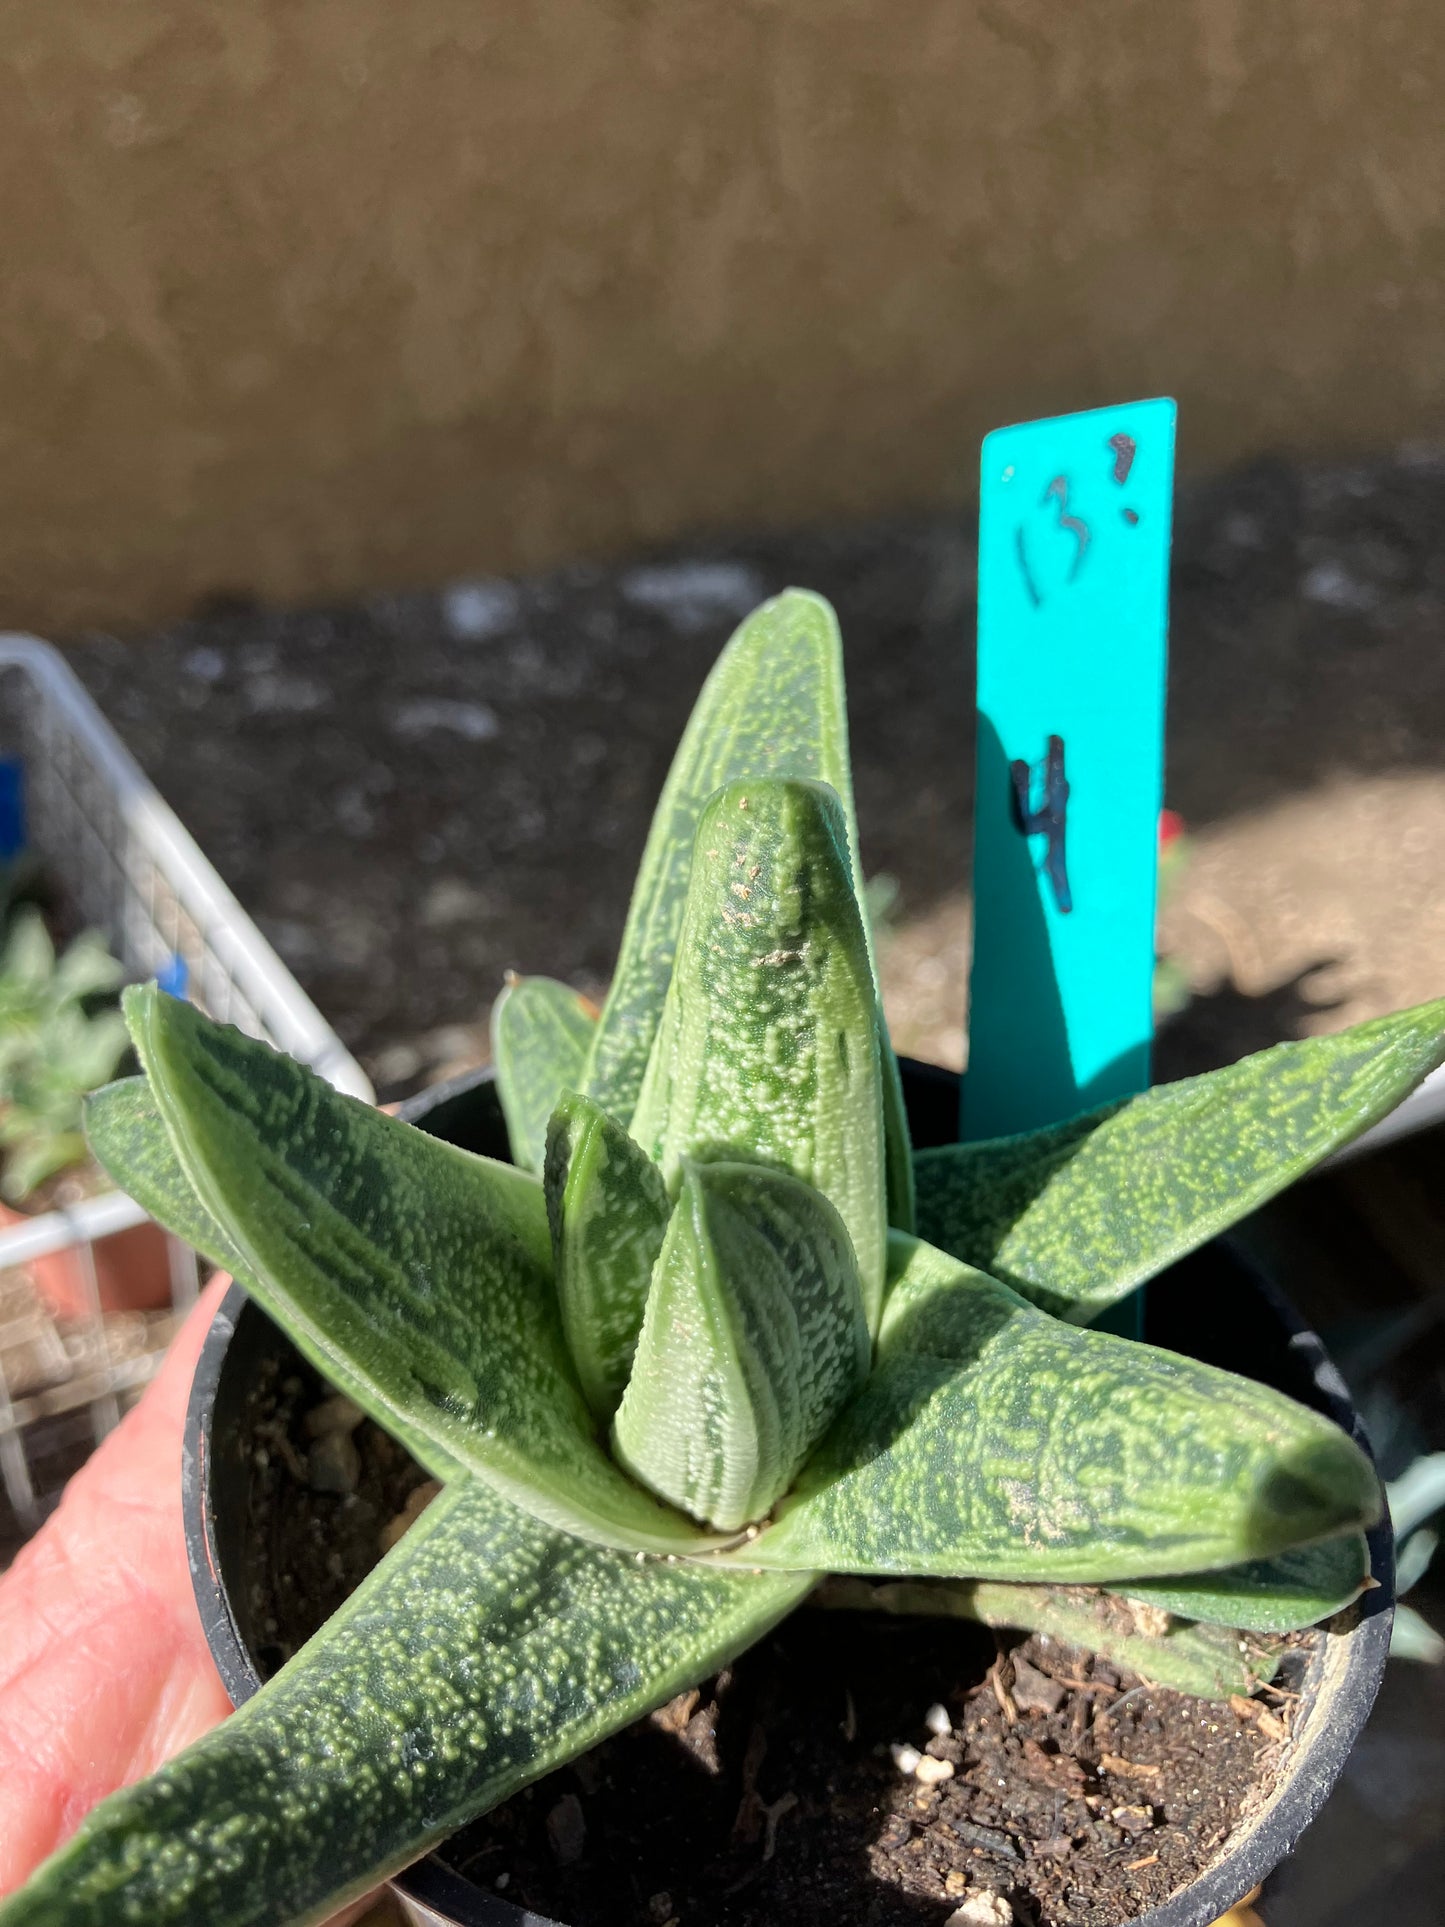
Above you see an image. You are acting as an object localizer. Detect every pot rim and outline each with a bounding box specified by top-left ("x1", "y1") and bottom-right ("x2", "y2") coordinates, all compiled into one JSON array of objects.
[{"x1": 180, "y1": 1062, "x2": 1396, "y2": 1927}]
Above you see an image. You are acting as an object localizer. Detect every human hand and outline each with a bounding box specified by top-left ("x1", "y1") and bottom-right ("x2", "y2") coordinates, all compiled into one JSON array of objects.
[{"x1": 0, "y1": 1275, "x2": 389, "y2": 1925}]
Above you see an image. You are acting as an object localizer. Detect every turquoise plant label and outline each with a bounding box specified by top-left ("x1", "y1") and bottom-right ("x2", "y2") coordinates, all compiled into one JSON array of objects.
[{"x1": 963, "y1": 398, "x2": 1177, "y2": 1142}]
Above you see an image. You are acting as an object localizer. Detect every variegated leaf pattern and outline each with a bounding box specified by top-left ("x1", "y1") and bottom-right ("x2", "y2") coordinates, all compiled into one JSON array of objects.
[
  {"x1": 916, "y1": 1000, "x2": 1445, "y2": 1323},
  {"x1": 630, "y1": 778, "x2": 888, "y2": 1325},
  {"x1": 1116, "y1": 1531, "x2": 1372, "y2": 1633},
  {"x1": 612, "y1": 1160, "x2": 869, "y2": 1532},
  {"x1": 544, "y1": 1090, "x2": 671, "y2": 1421},
  {"x1": 578, "y1": 589, "x2": 914, "y2": 1232},
  {"x1": 0, "y1": 1476, "x2": 814, "y2": 1927},
  {"x1": 746, "y1": 1234, "x2": 1379, "y2": 1581},
  {"x1": 117, "y1": 986, "x2": 716, "y2": 1555},
  {"x1": 490, "y1": 974, "x2": 597, "y2": 1174}
]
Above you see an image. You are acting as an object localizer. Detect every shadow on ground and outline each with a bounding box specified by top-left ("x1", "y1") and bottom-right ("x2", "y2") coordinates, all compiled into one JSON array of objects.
[{"x1": 60, "y1": 450, "x2": 1445, "y2": 1097}]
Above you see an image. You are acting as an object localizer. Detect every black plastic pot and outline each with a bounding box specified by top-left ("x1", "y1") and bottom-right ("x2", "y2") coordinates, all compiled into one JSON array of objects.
[{"x1": 182, "y1": 1061, "x2": 1394, "y2": 1927}]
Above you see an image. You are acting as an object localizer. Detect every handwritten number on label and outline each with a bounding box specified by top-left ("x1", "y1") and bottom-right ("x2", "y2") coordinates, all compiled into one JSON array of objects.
[
  {"x1": 1043, "y1": 476, "x2": 1090, "y2": 581},
  {"x1": 1010, "y1": 734, "x2": 1072, "y2": 914},
  {"x1": 1015, "y1": 475, "x2": 1092, "y2": 604}
]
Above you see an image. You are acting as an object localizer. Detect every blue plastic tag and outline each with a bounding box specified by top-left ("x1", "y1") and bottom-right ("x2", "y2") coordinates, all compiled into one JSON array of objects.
[
  {"x1": 962, "y1": 398, "x2": 1176, "y2": 1143},
  {"x1": 155, "y1": 954, "x2": 190, "y2": 999}
]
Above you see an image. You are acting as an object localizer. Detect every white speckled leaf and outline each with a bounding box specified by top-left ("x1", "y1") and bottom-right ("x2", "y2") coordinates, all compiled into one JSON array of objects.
[
  {"x1": 916, "y1": 1000, "x2": 1445, "y2": 1323},
  {"x1": 490, "y1": 974, "x2": 597, "y2": 1174},
  {"x1": 745, "y1": 1234, "x2": 1380, "y2": 1581},
  {"x1": 544, "y1": 1090, "x2": 671, "y2": 1421},
  {"x1": 86, "y1": 1073, "x2": 470, "y2": 1488},
  {"x1": 579, "y1": 589, "x2": 914, "y2": 1233},
  {"x1": 612, "y1": 1161, "x2": 870, "y2": 1532},
  {"x1": 86, "y1": 1074, "x2": 247, "y2": 1269},
  {"x1": 630, "y1": 778, "x2": 888, "y2": 1325},
  {"x1": 1117, "y1": 1531, "x2": 1371, "y2": 1632},
  {"x1": 119, "y1": 986, "x2": 717, "y2": 1555},
  {"x1": 0, "y1": 1475, "x2": 815, "y2": 1927}
]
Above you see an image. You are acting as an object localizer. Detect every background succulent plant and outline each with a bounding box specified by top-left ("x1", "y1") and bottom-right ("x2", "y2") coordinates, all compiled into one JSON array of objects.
[
  {"x1": 4, "y1": 591, "x2": 1444, "y2": 1927},
  {"x1": 0, "y1": 911, "x2": 128, "y2": 1205}
]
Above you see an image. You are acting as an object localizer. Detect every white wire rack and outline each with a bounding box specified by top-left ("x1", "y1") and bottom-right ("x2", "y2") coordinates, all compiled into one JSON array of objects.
[{"x1": 0, "y1": 635, "x2": 372, "y2": 1546}]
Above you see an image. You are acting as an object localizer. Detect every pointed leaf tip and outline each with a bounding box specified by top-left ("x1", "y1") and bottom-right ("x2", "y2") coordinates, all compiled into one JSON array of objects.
[
  {"x1": 577, "y1": 591, "x2": 913, "y2": 1227},
  {"x1": 125, "y1": 988, "x2": 715, "y2": 1556},
  {"x1": 491, "y1": 975, "x2": 597, "y2": 1174},
  {"x1": 747, "y1": 1234, "x2": 1380, "y2": 1582},
  {"x1": 917, "y1": 998, "x2": 1445, "y2": 1321},
  {"x1": 630, "y1": 776, "x2": 889, "y2": 1325}
]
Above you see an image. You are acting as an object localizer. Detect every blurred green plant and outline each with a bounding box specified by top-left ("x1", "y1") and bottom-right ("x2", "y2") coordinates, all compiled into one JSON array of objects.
[
  {"x1": 0, "y1": 909, "x2": 128, "y2": 1204},
  {"x1": 1386, "y1": 1451, "x2": 1445, "y2": 1661}
]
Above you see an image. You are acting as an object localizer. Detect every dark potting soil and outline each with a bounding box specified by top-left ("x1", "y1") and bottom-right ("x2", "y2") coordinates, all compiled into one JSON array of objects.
[{"x1": 244, "y1": 1357, "x2": 1301, "y2": 1927}]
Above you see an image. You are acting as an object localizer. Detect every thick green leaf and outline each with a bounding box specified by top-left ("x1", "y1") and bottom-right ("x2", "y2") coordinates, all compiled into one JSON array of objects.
[
  {"x1": 612, "y1": 1161, "x2": 870, "y2": 1532},
  {"x1": 630, "y1": 778, "x2": 888, "y2": 1324},
  {"x1": 1390, "y1": 1601, "x2": 1445, "y2": 1663},
  {"x1": 916, "y1": 1000, "x2": 1445, "y2": 1322},
  {"x1": 879, "y1": 1036, "x2": 915, "y2": 1234},
  {"x1": 745, "y1": 1234, "x2": 1380, "y2": 1581},
  {"x1": 1118, "y1": 1532, "x2": 1371, "y2": 1633},
  {"x1": 578, "y1": 589, "x2": 914, "y2": 1233},
  {"x1": 1396, "y1": 1525, "x2": 1438, "y2": 1596},
  {"x1": 0, "y1": 1476, "x2": 814, "y2": 1927},
  {"x1": 1389, "y1": 1451, "x2": 1445, "y2": 1538},
  {"x1": 490, "y1": 974, "x2": 596, "y2": 1174},
  {"x1": 86, "y1": 1075, "x2": 251, "y2": 1274},
  {"x1": 117, "y1": 985, "x2": 718, "y2": 1556},
  {"x1": 814, "y1": 1576, "x2": 1279, "y2": 1698},
  {"x1": 544, "y1": 1090, "x2": 671, "y2": 1421}
]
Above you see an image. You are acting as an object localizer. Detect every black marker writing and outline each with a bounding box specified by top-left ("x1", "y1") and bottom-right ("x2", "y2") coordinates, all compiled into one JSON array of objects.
[
  {"x1": 1043, "y1": 476, "x2": 1090, "y2": 581},
  {"x1": 1015, "y1": 525, "x2": 1041, "y2": 607},
  {"x1": 1011, "y1": 734, "x2": 1072, "y2": 914}
]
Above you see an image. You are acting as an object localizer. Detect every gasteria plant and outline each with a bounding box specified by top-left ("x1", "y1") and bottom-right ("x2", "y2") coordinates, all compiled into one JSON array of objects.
[{"x1": 5, "y1": 592, "x2": 1444, "y2": 1927}]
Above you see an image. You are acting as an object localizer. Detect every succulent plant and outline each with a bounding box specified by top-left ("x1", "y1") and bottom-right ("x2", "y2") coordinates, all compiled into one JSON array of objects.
[
  {"x1": 0, "y1": 910, "x2": 128, "y2": 1205},
  {"x1": 5, "y1": 592, "x2": 1445, "y2": 1927}
]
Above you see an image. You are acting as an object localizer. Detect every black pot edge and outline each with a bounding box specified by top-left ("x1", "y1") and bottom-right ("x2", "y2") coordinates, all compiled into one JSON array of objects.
[{"x1": 179, "y1": 1062, "x2": 1395, "y2": 1927}]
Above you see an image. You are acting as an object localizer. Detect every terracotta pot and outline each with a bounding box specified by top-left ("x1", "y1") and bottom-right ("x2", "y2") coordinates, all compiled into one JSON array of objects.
[{"x1": 1, "y1": 1194, "x2": 174, "y2": 1320}]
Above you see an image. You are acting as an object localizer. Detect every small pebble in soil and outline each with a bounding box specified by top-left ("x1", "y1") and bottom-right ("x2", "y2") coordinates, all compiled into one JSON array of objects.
[
  {"x1": 1110, "y1": 1804, "x2": 1156, "y2": 1834},
  {"x1": 914, "y1": 1754, "x2": 955, "y2": 1785},
  {"x1": 1009, "y1": 1655, "x2": 1067, "y2": 1714},
  {"x1": 306, "y1": 1430, "x2": 361, "y2": 1495},
  {"x1": 945, "y1": 1895, "x2": 1014, "y2": 1927},
  {"x1": 546, "y1": 1794, "x2": 587, "y2": 1866},
  {"x1": 924, "y1": 1701, "x2": 952, "y2": 1736},
  {"x1": 379, "y1": 1478, "x2": 442, "y2": 1554},
  {"x1": 889, "y1": 1743, "x2": 922, "y2": 1775},
  {"x1": 305, "y1": 1394, "x2": 364, "y2": 1439}
]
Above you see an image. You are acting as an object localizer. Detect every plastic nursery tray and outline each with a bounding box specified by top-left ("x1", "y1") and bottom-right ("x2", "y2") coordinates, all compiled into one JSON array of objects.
[{"x1": 0, "y1": 635, "x2": 371, "y2": 1548}]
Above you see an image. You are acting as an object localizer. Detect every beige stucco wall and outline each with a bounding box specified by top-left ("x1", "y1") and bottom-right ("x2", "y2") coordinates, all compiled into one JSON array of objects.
[{"x1": 1, "y1": 2, "x2": 1441, "y2": 629}]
